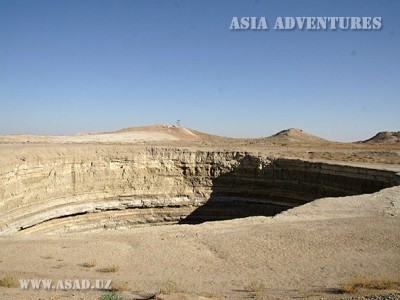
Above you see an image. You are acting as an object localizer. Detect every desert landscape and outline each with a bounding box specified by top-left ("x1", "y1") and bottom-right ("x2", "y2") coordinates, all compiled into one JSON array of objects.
[
  {"x1": 1, "y1": 0, "x2": 398, "y2": 299},
  {"x1": 0, "y1": 125, "x2": 399, "y2": 300}
]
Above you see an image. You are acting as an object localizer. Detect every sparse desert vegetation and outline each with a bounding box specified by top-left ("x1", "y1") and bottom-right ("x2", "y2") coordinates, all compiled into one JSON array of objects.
[
  {"x1": 341, "y1": 276, "x2": 400, "y2": 294},
  {"x1": 244, "y1": 280, "x2": 267, "y2": 293},
  {"x1": 82, "y1": 259, "x2": 97, "y2": 268},
  {"x1": 98, "y1": 291, "x2": 124, "y2": 300},
  {"x1": 0, "y1": 275, "x2": 19, "y2": 288},
  {"x1": 98, "y1": 265, "x2": 120, "y2": 273}
]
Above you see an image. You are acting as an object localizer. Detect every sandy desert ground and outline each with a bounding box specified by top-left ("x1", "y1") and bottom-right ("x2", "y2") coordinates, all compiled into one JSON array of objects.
[{"x1": 0, "y1": 125, "x2": 399, "y2": 300}]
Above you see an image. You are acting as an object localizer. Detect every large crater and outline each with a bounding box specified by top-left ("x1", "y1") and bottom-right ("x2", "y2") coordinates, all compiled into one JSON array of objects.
[{"x1": 0, "y1": 146, "x2": 399, "y2": 235}]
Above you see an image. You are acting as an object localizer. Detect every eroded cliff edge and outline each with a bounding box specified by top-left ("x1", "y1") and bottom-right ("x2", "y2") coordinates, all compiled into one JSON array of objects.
[{"x1": 0, "y1": 146, "x2": 399, "y2": 235}]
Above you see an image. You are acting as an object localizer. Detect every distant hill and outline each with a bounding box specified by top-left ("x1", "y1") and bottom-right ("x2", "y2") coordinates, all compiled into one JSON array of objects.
[
  {"x1": 257, "y1": 128, "x2": 328, "y2": 144},
  {"x1": 360, "y1": 131, "x2": 400, "y2": 145},
  {"x1": 0, "y1": 125, "x2": 228, "y2": 144},
  {"x1": 117, "y1": 125, "x2": 231, "y2": 141},
  {"x1": 7, "y1": 125, "x2": 396, "y2": 145},
  {"x1": 117, "y1": 125, "x2": 200, "y2": 140}
]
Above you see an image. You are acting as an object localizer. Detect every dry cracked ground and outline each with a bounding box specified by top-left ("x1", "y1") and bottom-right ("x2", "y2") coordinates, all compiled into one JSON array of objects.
[{"x1": 0, "y1": 125, "x2": 399, "y2": 300}]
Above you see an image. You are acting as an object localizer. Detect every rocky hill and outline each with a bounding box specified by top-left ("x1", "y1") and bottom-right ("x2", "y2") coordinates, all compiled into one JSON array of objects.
[{"x1": 361, "y1": 131, "x2": 400, "y2": 144}]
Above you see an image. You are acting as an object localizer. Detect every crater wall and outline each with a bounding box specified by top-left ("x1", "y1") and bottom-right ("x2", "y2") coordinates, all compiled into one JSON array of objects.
[{"x1": 0, "y1": 146, "x2": 398, "y2": 234}]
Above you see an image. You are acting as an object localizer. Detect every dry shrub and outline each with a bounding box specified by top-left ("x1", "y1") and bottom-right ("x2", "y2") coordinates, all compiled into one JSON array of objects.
[
  {"x1": 82, "y1": 259, "x2": 97, "y2": 268},
  {"x1": 244, "y1": 281, "x2": 266, "y2": 293},
  {"x1": 98, "y1": 265, "x2": 120, "y2": 273},
  {"x1": 0, "y1": 275, "x2": 19, "y2": 288},
  {"x1": 342, "y1": 276, "x2": 400, "y2": 294}
]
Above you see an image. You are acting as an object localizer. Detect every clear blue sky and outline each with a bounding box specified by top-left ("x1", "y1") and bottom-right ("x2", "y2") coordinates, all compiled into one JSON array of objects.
[{"x1": 0, "y1": 0, "x2": 399, "y2": 141}]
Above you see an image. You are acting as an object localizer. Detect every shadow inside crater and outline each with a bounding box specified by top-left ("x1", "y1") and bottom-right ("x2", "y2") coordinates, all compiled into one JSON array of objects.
[
  {"x1": 179, "y1": 155, "x2": 397, "y2": 225},
  {"x1": 179, "y1": 196, "x2": 291, "y2": 224},
  {"x1": 179, "y1": 156, "x2": 302, "y2": 224}
]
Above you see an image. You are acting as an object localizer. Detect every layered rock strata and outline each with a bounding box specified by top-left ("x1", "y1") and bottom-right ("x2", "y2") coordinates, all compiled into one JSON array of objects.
[{"x1": 0, "y1": 146, "x2": 398, "y2": 234}]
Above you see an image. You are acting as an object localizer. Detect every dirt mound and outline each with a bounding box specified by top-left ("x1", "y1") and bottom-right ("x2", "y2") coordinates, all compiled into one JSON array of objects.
[
  {"x1": 116, "y1": 125, "x2": 232, "y2": 142},
  {"x1": 259, "y1": 128, "x2": 328, "y2": 144},
  {"x1": 361, "y1": 131, "x2": 400, "y2": 145}
]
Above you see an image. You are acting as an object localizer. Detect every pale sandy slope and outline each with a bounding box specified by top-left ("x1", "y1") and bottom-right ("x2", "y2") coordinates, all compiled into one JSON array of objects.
[
  {"x1": 0, "y1": 185, "x2": 399, "y2": 300},
  {"x1": 0, "y1": 125, "x2": 206, "y2": 144}
]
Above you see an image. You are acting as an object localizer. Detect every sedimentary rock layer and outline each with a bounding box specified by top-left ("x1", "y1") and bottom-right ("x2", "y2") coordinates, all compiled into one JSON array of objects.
[{"x1": 0, "y1": 146, "x2": 398, "y2": 234}]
